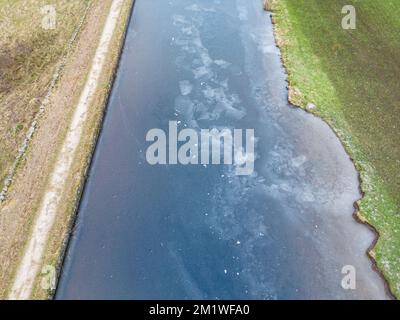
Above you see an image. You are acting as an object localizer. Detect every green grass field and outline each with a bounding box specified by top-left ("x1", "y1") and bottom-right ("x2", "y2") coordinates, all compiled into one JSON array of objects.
[{"x1": 271, "y1": 0, "x2": 400, "y2": 297}]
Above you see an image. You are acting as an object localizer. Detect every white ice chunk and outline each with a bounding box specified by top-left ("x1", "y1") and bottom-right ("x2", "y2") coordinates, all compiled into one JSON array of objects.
[{"x1": 179, "y1": 80, "x2": 193, "y2": 96}]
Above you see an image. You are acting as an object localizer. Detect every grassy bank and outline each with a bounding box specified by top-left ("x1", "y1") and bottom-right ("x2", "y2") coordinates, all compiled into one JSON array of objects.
[
  {"x1": 0, "y1": 0, "x2": 90, "y2": 192},
  {"x1": 0, "y1": 0, "x2": 133, "y2": 299},
  {"x1": 29, "y1": 0, "x2": 134, "y2": 299},
  {"x1": 270, "y1": 0, "x2": 400, "y2": 297},
  {"x1": 0, "y1": 0, "x2": 91, "y2": 297}
]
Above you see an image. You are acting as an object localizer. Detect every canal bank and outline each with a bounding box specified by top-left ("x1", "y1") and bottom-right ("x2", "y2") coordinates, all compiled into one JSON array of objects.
[
  {"x1": 5, "y1": 0, "x2": 134, "y2": 300},
  {"x1": 55, "y1": 0, "x2": 389, "y2": 299},
  {"x1": 269, "y1": 0, "x2": 399, "y2": 298}
]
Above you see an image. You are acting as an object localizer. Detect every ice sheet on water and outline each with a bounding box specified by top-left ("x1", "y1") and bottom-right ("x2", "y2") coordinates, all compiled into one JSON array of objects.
[
  {"x1": 214, "y1": 60, "x2": 231, "y2": 68},
  {"x1": 179, "y1": 80, "x2": 193, "y2": 96}
]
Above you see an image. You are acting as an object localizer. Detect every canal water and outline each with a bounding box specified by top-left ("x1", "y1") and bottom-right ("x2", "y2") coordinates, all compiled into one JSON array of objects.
[{"x1": 56, "y1": 0, "x2": 388, "y2": 299}]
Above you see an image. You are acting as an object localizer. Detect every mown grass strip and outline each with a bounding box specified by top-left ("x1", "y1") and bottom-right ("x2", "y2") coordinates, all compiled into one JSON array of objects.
[{"x1": 270, "y1": 0, "x2": 400, "y2": 297}]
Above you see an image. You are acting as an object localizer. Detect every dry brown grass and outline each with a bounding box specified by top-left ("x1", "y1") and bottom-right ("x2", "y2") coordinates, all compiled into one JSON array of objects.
[
  {"x1": 0, "y1": 0, "x2": 133, "y2": 299},
  {"x1": 31, "y1": 0, "x2": 134, "y2": 299},
  {"x1": 0, "y1": 0, "x2": 90, "y2": 187},
  {"x1": 264, "y1": 0, "x2": 272, "y2": 11}
]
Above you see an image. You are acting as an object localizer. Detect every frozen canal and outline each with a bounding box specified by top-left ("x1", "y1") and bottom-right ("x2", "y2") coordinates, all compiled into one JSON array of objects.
[{"x1": 56, "y1": 0, "x2": 388, "y2": 299}]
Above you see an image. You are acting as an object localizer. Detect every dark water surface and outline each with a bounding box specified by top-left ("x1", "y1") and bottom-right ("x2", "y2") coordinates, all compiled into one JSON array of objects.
[{"x1": 56, "y1": 0, "x2": 388, "y2": 299}]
